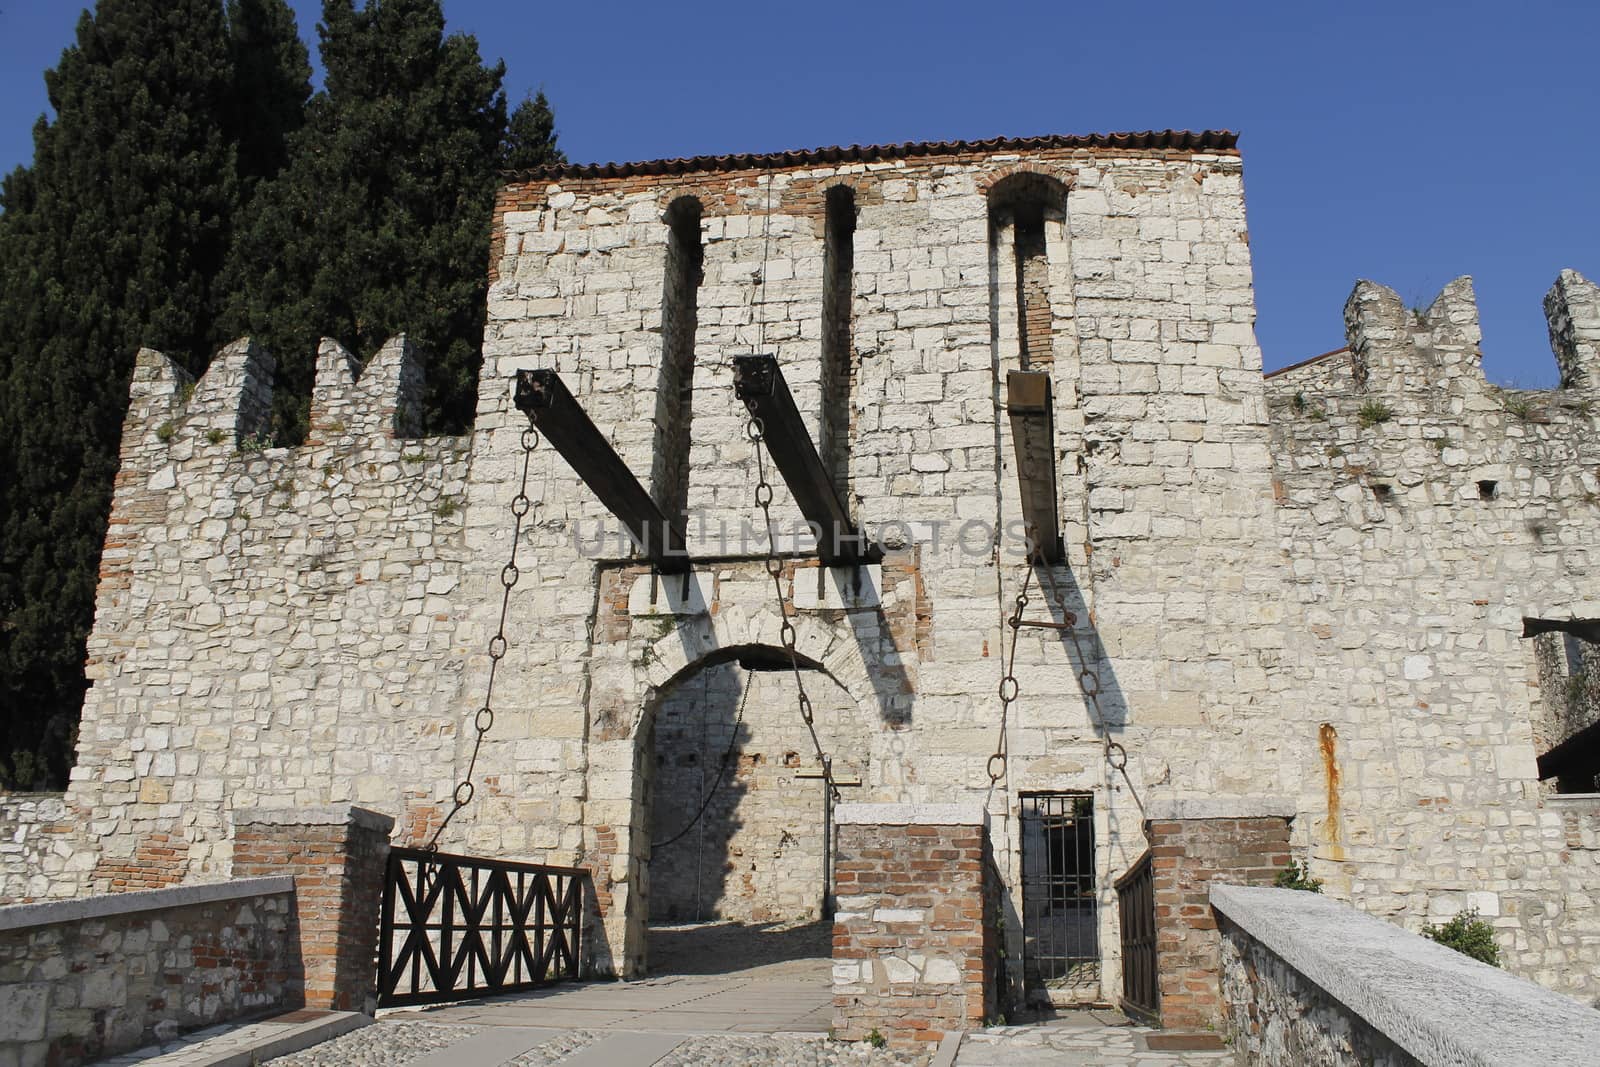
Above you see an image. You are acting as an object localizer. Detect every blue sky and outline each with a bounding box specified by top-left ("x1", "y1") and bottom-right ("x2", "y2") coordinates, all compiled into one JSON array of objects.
[{"x1": 2, "y1": 0, "x2": 1597, "y2": 384}]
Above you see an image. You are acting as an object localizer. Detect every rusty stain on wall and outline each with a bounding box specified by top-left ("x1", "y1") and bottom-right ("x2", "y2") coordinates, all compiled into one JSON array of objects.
[{"x1": 1319, "y1": 722, "x2": 1345, "y2": 860}]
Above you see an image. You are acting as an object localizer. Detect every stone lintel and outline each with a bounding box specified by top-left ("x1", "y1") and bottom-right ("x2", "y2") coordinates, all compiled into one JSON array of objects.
[
  {"x1": 1145, "y1": 795, "x2": 1296, "y2": 822},
  {"x1": 234, "y1": 804, "x2": 395, "y2": 835},
  {"x1": 833, "y1": 802, "x2": 987, "y2": 827}
]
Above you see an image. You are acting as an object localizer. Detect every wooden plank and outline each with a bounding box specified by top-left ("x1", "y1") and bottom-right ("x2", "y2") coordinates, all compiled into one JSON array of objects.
[{"x1": 514, "y1": 369, "x2": 689, "y2": 573}]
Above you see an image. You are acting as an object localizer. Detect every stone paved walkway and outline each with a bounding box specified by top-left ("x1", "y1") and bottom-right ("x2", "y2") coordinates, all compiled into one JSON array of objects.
[{"x1": 104, "y1": 923, "x2": 1237, "y2": 1066}]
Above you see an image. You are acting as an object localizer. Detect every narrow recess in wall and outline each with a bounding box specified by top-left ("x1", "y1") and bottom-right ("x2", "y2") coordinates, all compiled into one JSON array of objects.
[
  {"x1": 653, "y1": 196, "x2": 704, "y2": 528},
  {"x1": 987, "y1": 173, "x2": 1067, "y2": 372},
  {"x1": 820, "y1": 185, "x2": 856, "y2": 507},
  {"x1": 1478, "y1": 480, "x2": 1498, "y2": 501},
  {"x1": 1370, "y1": 483, "x2": 1394, "y2": 503}
]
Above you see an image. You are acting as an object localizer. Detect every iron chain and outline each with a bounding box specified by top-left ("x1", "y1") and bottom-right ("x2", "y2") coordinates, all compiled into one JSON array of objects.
[
  {"x1": 987, "y1": 566, "x2": 1034, "y2": 784},
  {"x1": 427, "y1": 425, "x2": 542, "y2": 850},
  {"x1": 747, "y1": 415, "x2": 840, "y2": 802}
]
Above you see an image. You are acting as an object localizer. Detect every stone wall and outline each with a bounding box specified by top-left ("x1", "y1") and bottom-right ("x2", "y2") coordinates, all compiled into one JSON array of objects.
[
  {"x1": 0, "y1": 794, "x2": 84, "y2": 904},
  {"x1": 1212, "y1": 884, "x2": 1600, "y2": 1067},
  {"x1": 830, "y1": 804, "x2": 995, "y2": 1047},
  {"x1": 0, "y1": 877, "x2": 299, "y2": 1066},
  {"x1": 1266, "y1": 271, "x2": 1600, "y2": 999}
]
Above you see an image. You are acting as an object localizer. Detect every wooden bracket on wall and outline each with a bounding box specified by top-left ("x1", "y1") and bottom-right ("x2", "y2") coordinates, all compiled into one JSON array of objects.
[
  {"x1": 732, "y1": 354, "x2": 882, "y2": 568},
  {"x1": 1007, "y1": 371, "x2": 1064, "y2": 564},
  {"x1": 514, "y1": 368, "x2": 690, "y2": 574}
]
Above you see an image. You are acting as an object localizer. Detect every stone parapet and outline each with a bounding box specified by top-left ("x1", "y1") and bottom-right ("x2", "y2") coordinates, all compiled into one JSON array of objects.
[
  {"x1": 232, "y1": 805, "x2": 393, "y2": 1012},
  {"x1": 831, "y1": 804, "x2": 996, "y2": 1048},
  {"x1": 0, "y1": 878, "x2": 299, "y2": 1066},
  {"x1": 1213, "y1": 884, "x2": 1600, "y2": 1067}
]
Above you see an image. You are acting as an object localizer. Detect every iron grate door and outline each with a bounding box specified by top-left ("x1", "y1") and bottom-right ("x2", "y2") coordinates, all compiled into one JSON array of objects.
[{"x1": 1019, "y1": 792, "x2": 1100, "y2": 995}]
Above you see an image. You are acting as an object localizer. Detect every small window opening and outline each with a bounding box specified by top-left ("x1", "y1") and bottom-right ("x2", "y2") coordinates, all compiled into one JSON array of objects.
[
  {"x1": 1371, "y1": 483, "x2": 1394, "y2": 503},
  {"x1": 1477, "y1": 480, "x2": 1498, "y2": 501}
]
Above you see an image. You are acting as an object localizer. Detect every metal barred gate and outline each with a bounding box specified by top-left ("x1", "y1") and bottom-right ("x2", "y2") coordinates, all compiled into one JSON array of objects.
[{"x1": 377, "y1": 847, "x2": 584, "y2": 1007}]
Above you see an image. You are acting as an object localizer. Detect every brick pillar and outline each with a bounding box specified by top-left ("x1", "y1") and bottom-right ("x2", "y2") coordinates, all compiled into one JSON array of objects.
[
  {"x1": 1146, "y1": 798, "x2": 1293, "y2": 1032},
  {"x1": 233, "y1": 806, "x2": 394, "y2": 1013},
  {"x1": 832, "y1": 803, "x2": 996, "y2": 1048}
]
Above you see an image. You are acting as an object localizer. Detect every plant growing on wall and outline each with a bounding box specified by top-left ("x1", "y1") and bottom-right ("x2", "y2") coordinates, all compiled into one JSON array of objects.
[
  {"x1": 1356, "y1": 400, "x2": 1394, "y2": 429},
  {"x1": 1422, "y1": 908, "x2": 1500, "y2": 966},
  {"x1": 1273, "y1": 860, "x2": 1323, "y2": 892}
]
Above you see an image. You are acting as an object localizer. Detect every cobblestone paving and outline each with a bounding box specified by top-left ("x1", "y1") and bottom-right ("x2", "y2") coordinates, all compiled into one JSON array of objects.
[
  {"x1": 956, "y1": 1017, "x2": 1234, "y2": 1066},
  {"x1": 654, "y1": 1033, "x2": 925, "y2": 1067},
  {"x1": 265, "y1": 1021, "x2": 479, "y2": 1066}
]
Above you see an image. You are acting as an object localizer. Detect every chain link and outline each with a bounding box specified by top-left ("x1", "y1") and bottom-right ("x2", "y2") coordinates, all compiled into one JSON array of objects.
[
  {"x1": 747, "y1": 415, "x2": 840, "y2": 802},
  {"x1": 426, "y1": 425, "x2": 541, "y2": 850},
  {"x1": 987, "y1": 565, "x2": 1034, "y2": 784}
]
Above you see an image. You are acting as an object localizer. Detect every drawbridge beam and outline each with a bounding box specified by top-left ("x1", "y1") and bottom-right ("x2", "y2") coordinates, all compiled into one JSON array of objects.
[
  {"x1": 732, "y1": 355, "x2": 881, "y2": 568},
  {"x1": 1007, "y1": 371, "x2": 1064, "y2": 564},
  {"x1": 514, "y1": 368, "x2": 690, "y2": 573}
]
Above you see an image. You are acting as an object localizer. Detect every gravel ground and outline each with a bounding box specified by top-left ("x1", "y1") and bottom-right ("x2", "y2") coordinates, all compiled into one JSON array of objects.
[
  {"x1": 264, "y1": 1022, "x2": 481, "y2": 1066},
  {"x1": 654, "y1": 1034, "x2": 928, "y2": 1067}
]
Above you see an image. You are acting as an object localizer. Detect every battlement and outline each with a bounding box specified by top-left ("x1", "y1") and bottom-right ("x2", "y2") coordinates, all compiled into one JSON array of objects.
[
  {"x1": 125, "y1": 334, "x2": 430, "y2": 457},
  {"x1": 1271, "y1": 269, "x2": 1600, "y2": 406}
]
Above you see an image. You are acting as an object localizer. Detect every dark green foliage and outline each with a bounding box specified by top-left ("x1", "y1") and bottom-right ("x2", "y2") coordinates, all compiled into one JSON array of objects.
[
  {"x1": 0, "y1": 0, "x2": 562, "y2": 789},
  {"x1": 222, "y1": 0, "x2": 545, "y2": 440},
  {"x1": 0, "y1": 0, "x2": 307, "y2": 790},
  {"x1": 505, "y1": 91, "x2": 565, "y2": 171},
  {"x1": 1273, "y1": 860, "x2": 1324, "y2": 893},
  {"x1": 1422, "y1": 908, "x2": 1500, "y2": 966}
]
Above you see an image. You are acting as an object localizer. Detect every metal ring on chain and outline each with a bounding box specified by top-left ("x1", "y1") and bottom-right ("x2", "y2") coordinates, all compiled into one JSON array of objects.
[
  {"x1": 521, "y1": 428, "x2": 540, "y2": 451},
  {"x1": 779, "y1": 620, "x2": 797, "y2": 648},
  {"x1": 754, "y1": 482, "x2": 774, "y2": 508},
  {"x1": 453, "y1": 781, "x2": 474, "y2": 806},
  {"x1": 501, "y1": 564, "x2": 520, "y2": 588},
  {"x1": 987, "y1": 753, "x2": 1007, "y2": 782},
  {"x1": 746, "y1": 417, "x2": 765, "y2": 442},
  {"x1": 488, "y1": 635, "x2": 508, "y2": 660},
  {"x1": 765, "y1": 555, "x2": 784, "y2": 578},
  {"x1": 475, "y1": 707, "x2": 494, "y2": 733},
  {"x1": 1106, "y1": 741, "x2": 1129, "y2": 771},
  {"x1": 998, "y1": 676, "x2": 1020, "y2": 702},
  {"x1": 510, "y1": 493, "x2": 531, "y2": 517},
  {"x1": 797, "y1": 693, "x2": 814, "y2": 724},
  {"x1": 1079, "y1": 669, "x2": 1101, "y2": 697}
]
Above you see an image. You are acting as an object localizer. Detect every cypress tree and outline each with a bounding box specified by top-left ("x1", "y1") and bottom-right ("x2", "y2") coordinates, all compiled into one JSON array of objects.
[
  {"x1": 227, "y1": 0, "x2": 314, "y2": 190},
  {"x1": 223, "y1": 0, "x2": 541, "y2": 439},
  {"x1": 505, "y1": 91, "x2": 565, "y2": 171},
  {"x1": 0, "y1": 0, "x2": 309, "y2": 788}
]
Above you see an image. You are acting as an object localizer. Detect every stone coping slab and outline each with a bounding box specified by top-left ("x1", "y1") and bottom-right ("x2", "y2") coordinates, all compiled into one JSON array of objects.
[
  {"x1": 234, "y1": 804, "x2": 394, "y2": 833},
  {"x1": 833, "y1": 802, "x2": 987, "y2": 827},
  {"x1": 0, "y1": 875, "x2": 295, "y2": 932},
  {"x1": 1210, "y1": 884, "x2": 1600, "y2": 1067},
  {"x1": 1144, "y1": 796, "x2": 1296, "y2": 822}
]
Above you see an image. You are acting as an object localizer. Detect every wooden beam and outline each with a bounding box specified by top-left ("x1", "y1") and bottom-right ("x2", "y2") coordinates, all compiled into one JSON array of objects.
[
  {"x1": 514, "y1": 368, "x2": 690, "y2": 573},
  {"x1": 1523, "y1": 617, "x2": 1600, "y2": 643},
  {"x1": 1007, "y1": 371, "x2": 1064, "y2": 563},
  {"x1": 732, "y1": 355, "x2": 880, "y2": 567},
  {"x1": 1537, "y1": 717, "x2": 1600, "y2": 782}
]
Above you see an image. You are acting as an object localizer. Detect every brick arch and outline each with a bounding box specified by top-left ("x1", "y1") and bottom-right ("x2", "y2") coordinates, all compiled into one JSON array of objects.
[{"x1": 977, "y1": 162, "x2": 1075, "y2": 197}]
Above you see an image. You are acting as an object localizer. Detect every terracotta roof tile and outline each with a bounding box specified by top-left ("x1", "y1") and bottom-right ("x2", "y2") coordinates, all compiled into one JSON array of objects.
[{"x1": 508, "y1": 130, "x2": 1239, "y2": 183}]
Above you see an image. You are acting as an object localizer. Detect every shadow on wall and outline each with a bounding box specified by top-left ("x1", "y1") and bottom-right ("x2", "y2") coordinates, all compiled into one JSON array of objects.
[{"x1": 645, "y1": 651, "x2": 867, "y2": 926}]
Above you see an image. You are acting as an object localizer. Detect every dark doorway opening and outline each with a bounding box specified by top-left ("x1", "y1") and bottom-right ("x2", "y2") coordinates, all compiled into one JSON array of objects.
[{"x1": 1019, "y1": 792, "x2": 1100, "y2": 1002}]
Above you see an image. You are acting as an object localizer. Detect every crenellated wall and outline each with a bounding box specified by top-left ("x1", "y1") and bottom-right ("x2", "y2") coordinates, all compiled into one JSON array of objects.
[
  {"x1": 1266, "y1": 270, "x2": 1600, "y2": 1000},
  {"x1": 13, "y1": 334, "x2": 474, "y2": 899}
]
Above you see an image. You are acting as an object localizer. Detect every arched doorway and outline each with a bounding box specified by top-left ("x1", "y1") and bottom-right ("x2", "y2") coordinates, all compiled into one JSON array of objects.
[{"x1": 641, "y1": 645, "x2": 870, "y2": 975}]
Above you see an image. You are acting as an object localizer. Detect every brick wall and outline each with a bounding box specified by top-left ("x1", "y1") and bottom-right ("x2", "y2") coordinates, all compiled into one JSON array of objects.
[
  {"x1": 0, "y1": 878, "x2": 299, "y2": 1066},
  {"x1": 832, "y1": 804, "x2": 996, "y2": 1047},
  {"x1": 1145, "y1": 802, "x2": 1293, "y2": 1031},
  {"x1": 232, "y1": 805, "x2": 392, "y2": 1012}
]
